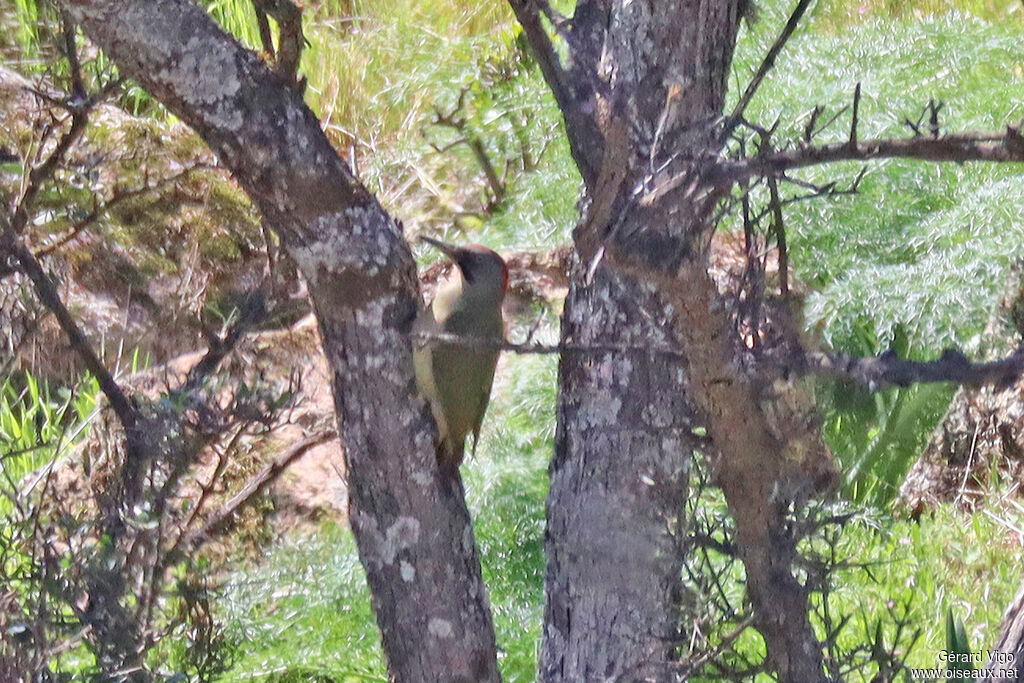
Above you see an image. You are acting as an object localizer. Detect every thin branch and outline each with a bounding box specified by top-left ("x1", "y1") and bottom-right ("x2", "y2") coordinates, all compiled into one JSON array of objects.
[
  {"x1": 745, "y1": 167, "x2": 864, "y2": 224},
  {"x1": 505, "y1": 0, "x2": 613, "y2": 184},
  {"x1": 536, "y1": 0, "x2": 569, "y2": 37},
  {"x1": 35, "y1": 163, "x2": 221, "y2": 257},
  {"x1": 929, "y1": 99, "x2": 944, "y2": 138},
  {"x1": 705, "y1": 128, "x2": 1024, "y2": 188},
  {"x1": 252, "y1": 0, "x2": 305, "y2": 90},
  {"x1": 253, "y1": 3, "x2": 275, "y2": 58},
  {"x1": 182, "y1": 428, "x2": 336, "y2": 550},
  {"x1": 11, "y1": 111, "x2": 89, "y2": 236},
  {"x1": 802, "y1": 347, "x2": 1024, "y2": 391},
  {"x1": 60, "y1": 13, "x2": 86, "y2": 102},
  {"x1": 0, "y1": 233, "x2": 139, "y2": 432},
  {"x1": 679, "y1": 615, "x2": 757, "y2": 678},
  {"x1": 847, "y1": 82, "x2": 860, "y2": 148},
  {"x1": 507, "y1": 0, "x2": 572, "y2": 114},
  {"x1": 802, "y1": 105, "x2": 823, "y2": 143},
  {"x1": 766, "y1": 175, "x2": 788, "y2": 295},
  {"x1": 184, "y1": 291, "x2": 266, "y2": 391},
  {"x1": 719, "y1": 0, "x2": 816, "y2": 145},
  {"x1": 430, "y1": 94, "x2": 505, "y2": 204}
]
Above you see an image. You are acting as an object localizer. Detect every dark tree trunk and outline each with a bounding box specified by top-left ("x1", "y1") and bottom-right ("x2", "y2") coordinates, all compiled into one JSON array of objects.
[
  {"x1": 541, "y1": 265, "x2": 698, "y2": 680},
  {"x1": 528, "y1": 1, "x2": 828, "y2": 680},
  {"x1": 56, "y1": 1, "x2": 499, "y2": 680}
]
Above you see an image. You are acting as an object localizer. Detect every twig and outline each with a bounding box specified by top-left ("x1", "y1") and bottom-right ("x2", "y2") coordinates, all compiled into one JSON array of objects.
[
  {"x1": 430, "y1": 91, "x2": 506, "y2": 204},
  {"x1": 803, "y1": 105, "x2": 823, "y2": 143},
  {"x1": 719, "y1": 0, "x2": 816, "y2": 145},
  {"x1": 535, "y1": 0, "x2": 569, "y2": 36},
  {"x1": 11, "y1": 112, "x2": 89, "y2": 236},
  {"x1": 506, "y1": 0, "x2": 576, "y2": 147},
  {"x1": 679, "y1": 615, "x2": 757, "y2": 677},
  {"x1": 184, "y1": 291, "x2": 266, "y2": 391},
  {"x1": 182, "y1": 428, "x2": 336, "y2": 550},
  {"x1": 928, "y1": 99, "x2": 944, "y2": 138},
  {"x1": 60, "y1": 13, "x2": 86, "y2": 103},
  {"x1": 35, "y1": 163, "x2": 221, "y2": 257},
  {"x1": 252, "y1": 0, "x2": 305, "y2": 90},
  {"x1": 745, "y1": 170, "x2": 860, "y2": 224},
  {"x1": 766, "y1": 175, "x2": 788, "y2": 295},
  {"x1": 848, "y1": 82, "x2": 860, "y2": 148},
  {"x1": 253, "y1": 2, "x2": 275, "y2": 58}
]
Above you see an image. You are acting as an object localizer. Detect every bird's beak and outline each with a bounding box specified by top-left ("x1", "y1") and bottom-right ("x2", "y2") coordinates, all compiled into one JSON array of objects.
[{"x1": 420, "y1": 236, "x2": 460, "y2": 259}]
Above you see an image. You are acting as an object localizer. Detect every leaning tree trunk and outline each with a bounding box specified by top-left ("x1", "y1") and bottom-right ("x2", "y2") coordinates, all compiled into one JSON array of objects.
[
  {"x1": 56, "y1": 1, "x2": 499, "y2": 680},
  {"x1": 520, "y1": 0, "x2": 828, "y2": 680}
]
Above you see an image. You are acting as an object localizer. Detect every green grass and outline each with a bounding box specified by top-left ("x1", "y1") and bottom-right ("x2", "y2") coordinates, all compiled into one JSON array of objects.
[
  {"x1": 217, "y1": 525, "x2": 386, "y2": 681},
  {"x1": 726, "y1": 9, "x2": 1024, "y2": 498},
  {"x1": 827, "y1": 507, "x2": 1024, "y2": 672},
  {"x1": 732, "y1": 11, "x2": 1024, "y2": 350},
  {"x1": 0, "y1": 372, "x2": 99, "y2": 514}
]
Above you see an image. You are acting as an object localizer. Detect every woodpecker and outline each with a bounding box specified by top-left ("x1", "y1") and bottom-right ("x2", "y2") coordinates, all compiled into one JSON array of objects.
[{"x1": 414, "y1": 237, "x2": 507, "y2": 469}]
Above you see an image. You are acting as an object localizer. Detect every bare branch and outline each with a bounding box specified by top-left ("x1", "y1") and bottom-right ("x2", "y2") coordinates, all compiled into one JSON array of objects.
[
  {"x1": 506, "y1": 0, "x2": 606, "y2": 184},
  {"x1": 536, "y1": 0, "x2": 569, "y2": 36},
  {"x1": 848, "y1": 82, "x2": 860, "y2": 148},
  {"x1": 766, "y1": 175, "x2": 788, "y2": 296},
  {"x1": 706, "y1": 127, "x2": 1024, "y2": 188},
  {"x1": 802, "y1": 347, "x2": 1024, "y2": 391},
  {"x1": 0, "y1": 233, "x2": 140, "y2": 432},
  {"x1": 429, "y1": 92, "x2": 506, "y2": 204},
  {"x1": 34, "y1": 162, "x2": 221, "y2": 257},
  {"x1": 507, "y1": 0, "x2": 572, "y2": 116},
  {"x1": 184, "y1": 291, "x2": 267, "y2": 391},
  {"x1": 719, "y1": 0, "x2": 816, "y2": 145},
  {"x1": 252, "y1": 0, "x2": 305, "y2": 91},
  {"x1": 60, "y1": 13, "x2": 86, "y2": 102},
  {"x1": 253, "y1": 2, "x2": 275, "y2": 58},
  {"x1": 11, "y1": 111, "x2": 89, "y2": 235},
  {"x1": 183, "y1": 428, "x2": 336, "y2": 550}
]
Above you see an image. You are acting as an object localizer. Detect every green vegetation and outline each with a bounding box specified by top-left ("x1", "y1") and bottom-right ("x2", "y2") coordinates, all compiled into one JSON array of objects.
[
  {"x1": 728, "y1": 7, "x2": 1024, "y2": 502},
  {"x1": 3, "y1": 0, "x2": 1024, "y2": 679},
  {"x1": 0, "y1": 372, "x2": 99, "y2": 514},
  {"x1": 217, "y1": 526, "x2": 386, "y2": 681}
]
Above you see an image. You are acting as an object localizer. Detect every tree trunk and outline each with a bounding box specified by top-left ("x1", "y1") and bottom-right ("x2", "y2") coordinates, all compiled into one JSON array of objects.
[
  {"x1": 57, "y1": 1, "x2": 499, "y2": 680},
  {"x1": 532, "y1": 1, "x2": 827, "y2": 680},
  {"x1": 541, "y1": 264, "x2": 697, "y2": 680}
]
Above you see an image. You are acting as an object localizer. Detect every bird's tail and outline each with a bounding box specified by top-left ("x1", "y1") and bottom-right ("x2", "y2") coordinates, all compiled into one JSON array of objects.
[{"x1": 436, "y1": 437, "x2": 465, "y2": 473}]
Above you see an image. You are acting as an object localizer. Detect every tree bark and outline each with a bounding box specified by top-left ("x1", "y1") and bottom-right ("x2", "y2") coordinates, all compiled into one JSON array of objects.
[
  {"x1": 984, "y1": 581, "x2": 1024, "y2": 681},
  {"x1": 56, "y1": 1, "x2": 499, "y2": 680},
  {"x1": 542, "y1": 262, "x2": 698, "y2": 681},
  {"x1": 533, "y1": 1, "x2": 827, "y2": 681}
]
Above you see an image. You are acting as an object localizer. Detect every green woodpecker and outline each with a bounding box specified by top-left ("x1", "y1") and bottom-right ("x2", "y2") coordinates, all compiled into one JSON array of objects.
[{"x1": 414, "y1": 237, "x2": 507, "y2": 469}]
